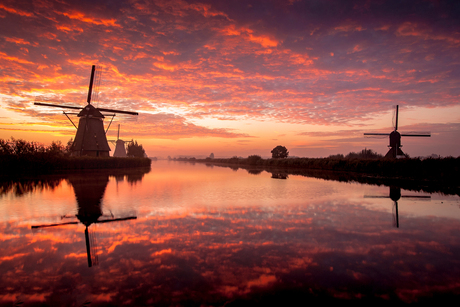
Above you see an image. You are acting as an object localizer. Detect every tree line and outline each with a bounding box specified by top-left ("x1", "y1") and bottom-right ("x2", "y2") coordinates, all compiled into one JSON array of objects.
[{"x1": 270, "y1": 146, "x2": 383, "y2": 160}]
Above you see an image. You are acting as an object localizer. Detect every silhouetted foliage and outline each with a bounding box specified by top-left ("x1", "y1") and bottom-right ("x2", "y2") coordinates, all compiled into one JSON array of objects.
[
  {"x1": 46, "y1": 141, "x2": 67, "y2": 157},
  {"x1": 188, "y1": 155, "x2": 460, "y2": 190},
  {"x1": 65, "y1": 138, "x2": 74, "y2": 155},
  {"x1": 345, "y1": 148, "x2": 383, "y2": 159},
  {"x1": 247, "y1": 155, "x2": 262, "y2": 165},
  {"x1": 328, "y1": 154, "x2": 344, "y2": 159},
  {"x1": 271, "y1": 145, "x2": 289, "y2": 159},
  {"x1": 0, "y1": 138, "x2": 75, "y2": 158},
  {"x1": 0, "y1": 137, "x2": 151, "y2": 175},
  {"x1": 127, "y1": 140, "x2": 146, "y2": 158}
]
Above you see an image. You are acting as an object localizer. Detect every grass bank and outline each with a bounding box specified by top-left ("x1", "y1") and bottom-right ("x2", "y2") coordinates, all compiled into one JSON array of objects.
[
  {"x1": 0, "y1": 155, "x2": 152, "y2": 176},
  {"x1": 181, "y1": 156, "x2": 459, "y2": 184}
]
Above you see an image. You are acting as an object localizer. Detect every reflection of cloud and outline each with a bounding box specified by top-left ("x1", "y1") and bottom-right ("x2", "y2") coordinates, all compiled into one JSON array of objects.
[{"x1": 2, "y1": 200, "x2": 460, "y2": 305}]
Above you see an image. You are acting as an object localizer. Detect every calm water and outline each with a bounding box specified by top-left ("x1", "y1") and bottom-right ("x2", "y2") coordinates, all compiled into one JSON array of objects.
[{"x1": 1, "y1": 161, "x2": 459, "y2": 306}]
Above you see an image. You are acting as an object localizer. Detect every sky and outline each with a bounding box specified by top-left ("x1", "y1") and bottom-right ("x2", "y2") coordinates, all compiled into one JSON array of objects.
[{"x1": 0, "y1": 0, "x2": 459, "y2": 158}]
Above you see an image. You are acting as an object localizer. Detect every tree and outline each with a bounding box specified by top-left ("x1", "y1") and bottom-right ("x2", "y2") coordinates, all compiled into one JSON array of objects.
[
  {"x1": 271, "y1": 145, "x2": 289, "y2": 159},
  {"x1": 127, "y1": 140, "x2": 146, "y2": 158},
  {"x1": 209, "y1": 153, "x2": 214, "y2": 159}
]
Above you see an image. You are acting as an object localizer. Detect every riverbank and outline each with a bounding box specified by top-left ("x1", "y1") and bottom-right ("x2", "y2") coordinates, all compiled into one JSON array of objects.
[
  {"x1": 0, "y1": 155, "x2": 152, "y2": 177},
  {"x1": 177, "y1": 156, "x2": 459, "y2": 194}
]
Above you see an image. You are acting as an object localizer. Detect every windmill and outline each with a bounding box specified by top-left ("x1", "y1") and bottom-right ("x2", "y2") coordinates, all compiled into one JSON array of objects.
[
  {"x1": 364, "y1": 105, "x2": 431, "y2": 158},
  {"x1": 31, "y1": 173, "x2": 137, "y2": 267},
  {"x1": 365, "y1": 187, "x2": 430, "y2": 228},
  {"x1": 34, "y1": 65, "x2": 138, "y2": 157},
  {"x1": 109, "y1": 124, "x2": 132, "y2": 157}
]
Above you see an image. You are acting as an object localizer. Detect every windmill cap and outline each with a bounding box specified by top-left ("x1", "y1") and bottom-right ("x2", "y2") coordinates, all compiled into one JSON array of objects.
[{"x1": 78, "y1": 104, "x2": 104, "y2": 118}]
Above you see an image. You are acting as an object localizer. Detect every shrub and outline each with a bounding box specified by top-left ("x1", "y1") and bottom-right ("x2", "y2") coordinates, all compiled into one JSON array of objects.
[{"x1": 247, "y1": 155, "x2": 262, "y2": 165}]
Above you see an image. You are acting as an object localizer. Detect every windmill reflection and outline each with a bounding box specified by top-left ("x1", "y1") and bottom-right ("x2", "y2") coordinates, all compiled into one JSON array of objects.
[
  {"x1": 31, "y1": 172, "x2": 138, "y2": 267},
  {"x1": 365, "y1": 187, "x2": 430, "y2": 228}
]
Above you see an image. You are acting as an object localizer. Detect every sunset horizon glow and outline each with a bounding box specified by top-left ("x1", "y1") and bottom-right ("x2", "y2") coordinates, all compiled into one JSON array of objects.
[{"x1": 1, "y1": 0, "x2": 459, "y2": 158}]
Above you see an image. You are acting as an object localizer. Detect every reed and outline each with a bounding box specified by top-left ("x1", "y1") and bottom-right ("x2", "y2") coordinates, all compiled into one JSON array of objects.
[{"x1": 0, "y1": 138, "x2": 151, "y2": 176}]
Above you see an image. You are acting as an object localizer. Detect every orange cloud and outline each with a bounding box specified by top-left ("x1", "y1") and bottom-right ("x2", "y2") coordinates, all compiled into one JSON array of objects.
[
  {"x1": 0, "y1": 3, "x2": 33, "y2": 17},
  {"x1": 62, "y1": 11, "x2": 121, "y2": 27},
  {"x1": 0, "y1": 52, "x2": 34, "y2": 65}
]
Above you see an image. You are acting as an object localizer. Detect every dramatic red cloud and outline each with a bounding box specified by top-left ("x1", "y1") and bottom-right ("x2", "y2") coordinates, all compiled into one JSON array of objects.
[{"x1": 0, "y1": 0, "x2": 459, "y2": 157}]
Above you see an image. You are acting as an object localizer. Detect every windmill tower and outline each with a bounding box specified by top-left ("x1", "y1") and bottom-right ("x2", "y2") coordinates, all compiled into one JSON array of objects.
[
  {"x1": 34, "y1": 65, "x2": 138, "y2": 157},
  {"x1": 109, "y1": 124, "x2": 132, "y2": 157},
  {"x1": 364, "y1": 105, "x2": 431, "y2": 158}
]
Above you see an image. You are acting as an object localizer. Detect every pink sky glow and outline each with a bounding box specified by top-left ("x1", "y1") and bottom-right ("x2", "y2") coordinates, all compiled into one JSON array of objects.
[{"x1": 0, "y1": 0, "x2": 459, "y2": 158}]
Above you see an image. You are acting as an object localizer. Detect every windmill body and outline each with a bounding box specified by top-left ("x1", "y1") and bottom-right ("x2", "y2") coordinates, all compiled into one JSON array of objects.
[
  {"x1": 72, "y1": 104, "x2": 111, "y2": 157},
  {"x1": 111, "y1": 124, "x2": 131, "y2": 157},
  {"x1": 364, "y1": 105, "x2": 430, "y2": 158},
  {"x1": 34, "y1": 65, "x2": 138, "y2": 157},
  {"x1": 386, "y1": 131, "x2": 404, "y2": 158},
  {"x1": 113, "y1": 139, "x2": 127, "y2": 157}
]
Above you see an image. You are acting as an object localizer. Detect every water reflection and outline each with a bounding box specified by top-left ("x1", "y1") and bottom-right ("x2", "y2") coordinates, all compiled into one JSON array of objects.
[
  {"x1": 0, "y1": 177, "x2": 63, "y2": 197},
  {"x1": 238, "y1": 164, "x2": 459, "y2": 197},
  {"x1": 1, "y1": 162, "x2": 459, "y2": 306},
  {"x1": 28, "y1": 169, "x2": 149, "y2": 267},
  {"x1": 270, "y1": 172, "x2": 288, "y2": 179},
  {"x1": 365, "y1": 187, "x2": 431, "y2": 228},
  {"x1": 0, "y1": 167, "x2": 151, "y2": 197}
]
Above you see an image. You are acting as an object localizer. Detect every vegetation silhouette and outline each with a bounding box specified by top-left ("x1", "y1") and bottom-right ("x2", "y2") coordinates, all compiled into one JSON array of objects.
[
  {"x1": 247, "y1": 155, "x2": 262, "y2": 165},
  {"x1": 174, "y1": 150, "x2": 459, "y2": 196},
  {"x1": 0, "y1": 138, "x2": 151, "y2": 176},
  {"x1": 127, "y1": 140, "x2": 146, "y2": 158},
  {"x1": 271, "y1": 146, "x2": 289, "y2": 159},
  {"x1": 329, "y1": 148, "x2": 383, "y2": 160}
]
